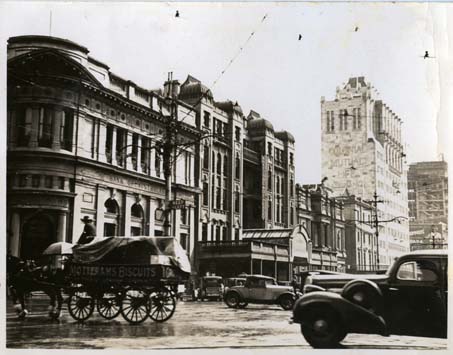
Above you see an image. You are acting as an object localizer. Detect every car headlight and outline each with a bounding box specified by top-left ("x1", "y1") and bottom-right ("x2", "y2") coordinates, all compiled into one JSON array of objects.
[{"x1": 305, "y1": 276, "x2": 313, "y2": 285}]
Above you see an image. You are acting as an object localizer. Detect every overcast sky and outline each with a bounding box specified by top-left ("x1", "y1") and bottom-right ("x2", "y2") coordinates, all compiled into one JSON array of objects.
[{"x1": 1, "y1": 1, "x2": 451, "y2": 183}]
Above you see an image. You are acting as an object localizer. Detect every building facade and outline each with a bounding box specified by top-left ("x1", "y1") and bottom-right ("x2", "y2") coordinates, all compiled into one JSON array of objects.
[
  {"x1": 337, "y1": 195, "x2": 378, "y2": 272},
  {"x1": 7, "y1": 36, "x2": 200, "y2": 266},
  {"x1": 321, "y1": 77, "x2": 410, "y2": 268},
  {"x1": 7, "y1": 35, "x2": 305, "y2": 281},
  {"x1": 408, "y1": 160, "x2": 448, "y2": 250},
  {"x1": 296, "y1": 184, "x2": 346, "y2": 272}
]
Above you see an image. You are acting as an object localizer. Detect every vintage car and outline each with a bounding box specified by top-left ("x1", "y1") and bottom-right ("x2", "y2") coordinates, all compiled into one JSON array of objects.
[
  {"x1": 292, "y1": 249, "x2": 448, "y2": 348},
  {"x1": 223, "y1": 277, "x2": 246, "y2": 294},
  {"x1": 196, "y1": 276, "x2": 224, "y2": 301},
  {"x1": 224, "y1": 274, "x2": 297, "y2": 310}
]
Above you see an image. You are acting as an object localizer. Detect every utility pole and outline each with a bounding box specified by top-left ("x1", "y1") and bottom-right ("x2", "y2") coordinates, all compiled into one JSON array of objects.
[{"x1": 366, "y1": 192, "x2": 384, "y2": 269}]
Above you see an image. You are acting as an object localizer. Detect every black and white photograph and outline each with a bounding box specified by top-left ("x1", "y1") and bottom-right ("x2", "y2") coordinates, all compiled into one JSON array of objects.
[{"x1": 0, "y1": 1, "x2": 451, "y2": 352}]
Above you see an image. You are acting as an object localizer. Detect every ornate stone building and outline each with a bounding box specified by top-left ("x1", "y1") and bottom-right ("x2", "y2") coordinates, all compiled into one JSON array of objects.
[
  {"x1": 321, "y1": 77, "x2": 410, "y2": 267},
  {"x1": 7, "y1": 35, "x2": 307, "y2": 281},
  {"x1": 7, "y1": 36, "x2": 199, "y2": 263},
  {"x1": 296, "y1": 184, "x2": 346, "y2": 272}
]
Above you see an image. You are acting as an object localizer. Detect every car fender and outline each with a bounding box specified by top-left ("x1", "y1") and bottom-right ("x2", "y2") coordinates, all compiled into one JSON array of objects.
[
  {"x1": 293, "y1": 291, "x2": 388, "y2": 336},
  {"x1": 342, "y1": 279, "x2": 383, "y2": 312}
]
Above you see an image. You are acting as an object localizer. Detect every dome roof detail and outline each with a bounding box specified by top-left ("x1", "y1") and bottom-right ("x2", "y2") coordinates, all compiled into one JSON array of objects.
[
  {"x1": 179, "y1": 75, "x2": 213, "y2": 100},
  {"x1": 275, "y1": 130, "x2": 295, "y2": 143},
  {"x1": 215, "y1": 100, "x2": 243, "y2": 115}
]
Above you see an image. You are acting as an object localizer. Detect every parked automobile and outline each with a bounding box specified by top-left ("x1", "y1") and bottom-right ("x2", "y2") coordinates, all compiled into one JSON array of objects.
[
  {"x1": 224, "y1": 274, "x2": 297, "y2": 310},
  {"x1": 223, "y1": 277, "x2": 246, "y2": 294},
  {"x1": 196, "y1": 276, "x2": 224, "y2": 301},
  {"x1": 292, "y1": 249, "x2": 448, "y2": 348}
]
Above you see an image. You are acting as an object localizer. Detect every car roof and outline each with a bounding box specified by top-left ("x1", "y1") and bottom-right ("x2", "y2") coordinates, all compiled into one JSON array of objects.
[
  {"x1": 203, "y1": 276, "x2": 222, "y2": 279},
  {"x1": 247, "y1": 274, "x2": 275, "y2": 280},
  {"x1": 404, "y1": 249, "x2": 448, "y2": 257}
]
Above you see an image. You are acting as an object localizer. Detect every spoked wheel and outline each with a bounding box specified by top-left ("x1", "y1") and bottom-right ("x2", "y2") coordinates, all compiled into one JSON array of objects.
[
  {"x1": 121, "y1": 289, "x2": 149, "y2": 324},
  {"x1": 97, "y1": 292, "x2": 122, "y2": 320},
  {"x1": 148, "y1": 287, "x2": 176, "y2": 322},
  {"x1": 68, "y1": 290, "x2": 95, "y2": 321}
]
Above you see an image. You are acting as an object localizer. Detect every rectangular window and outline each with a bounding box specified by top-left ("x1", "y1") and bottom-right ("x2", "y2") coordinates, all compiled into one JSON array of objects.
[
  {"x1": 235, "y1": 228, "x2": 240, "y2": 241},
  {"x1": 203, "y1": 182, "x2": 209, "y2": 206},
  {"x1": 222, "y1": 226, "x2": 228, "y2": 241},
  {"x1": 59, "y1": 177, "x2": 65, "y2": 189},
  {"x1": 203, "y1": 145, "x2": 209, "y2": 170},
  {"x1": 202, "y1": 223, "x2": 208, "y2": 242},
  {"x1": 268, "y1": 200, "x2": 272, "y2": 220},
  {"x1": 211, "y1": 176, "x2": 215, "y2": 206},
  {"x1": 105, "y1": 125, "x2": 113, "y2": 163},
  {"x1": 116, "y1": 128, "x2": 126, "y2": 167},
  {"x1": 216, "y1": 226, "x2": 221, "y2": 241},
  {"x1": 235, "y1": 126, "x2": 241, "y2": 141},
  {"x1": 15, "y1": 107, "x2": 32, "y2": 147},
  {"x1": 234, "y1": 191, "x2": 240, "y2": 213},
  {"x1": 343, "y1": 109, "x2": 348, "y2": 130},
  {"x1": 132, "y1": 133, "x2": 139, "y2": 170},
  {"x1": 32, "y1": 175, "x2": 40, "y2": 188},
  {"x1": 180, "y1": 209, "x2": 187, "y2": 225},
  {"x1": 203, "y1": 111, "x2": 210, "y2": 128},
  {"x1": 60, "y1": 110, "x2": 74, "y2": 151},
  {"x1": 38, "y1": 107, "x2": 53, "y2": 147},
  {"x1": 223, "y1": 189, "x2": 227, "y2": 210},
  {"x1": 216, "y1": 187, "x2": 221, "y2": 209},
  {"x1": 141, "y1": 137, "x2": 150, "y2": 174},
  {"x1": 180, "y1": 233, "x2": 188, "y2": 250},
  {"x1": 357, "y1": 108, "x2": 361, "y2": 129},
  {"x1": 267, "y1": 142, "x2": 272, "y2": 156},
  {"x1": 44, "y1": 176, "x2": 53, "y2": 188},
  {"x1": 330, "y1": 111, "x2": 335, "y2": 131}
]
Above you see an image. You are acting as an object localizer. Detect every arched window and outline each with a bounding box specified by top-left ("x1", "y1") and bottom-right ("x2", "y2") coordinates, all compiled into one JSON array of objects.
[
  {"x1": 131, "y1": 203, "x2": 144, "y2": 236},
  {"x1": 105, "y1": 199, "x2": 119, "y2": 214},
  {"x1": 131, "y1": 203, "x2": 144, "y2": 218},
  {"x1": 104, "y1": 198, "x2": 119, "y2": 236}
]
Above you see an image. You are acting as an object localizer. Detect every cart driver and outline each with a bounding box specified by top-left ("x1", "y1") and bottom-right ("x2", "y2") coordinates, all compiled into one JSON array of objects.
[{"x1": 77, "y1": 216, "x2": 96, "y2": 245}]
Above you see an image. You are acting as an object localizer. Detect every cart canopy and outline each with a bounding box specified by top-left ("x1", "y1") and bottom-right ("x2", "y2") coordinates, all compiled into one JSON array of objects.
[{"x1": 72, "y1": 236, "x2": 190, "y2": 273}]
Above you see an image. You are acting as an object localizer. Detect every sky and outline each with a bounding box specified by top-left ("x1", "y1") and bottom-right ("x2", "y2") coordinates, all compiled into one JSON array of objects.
[{"x1": 1, "y1": 1, "x2": 451, "y2": 183}]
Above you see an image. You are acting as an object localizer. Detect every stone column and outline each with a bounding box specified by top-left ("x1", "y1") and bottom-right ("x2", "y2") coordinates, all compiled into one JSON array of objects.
[
  {"x1": 57, "y1": 212, "x2": 67, "y2": 242},
  {"x1": 98, "y1": 121, "x2": 108, "y2": 163},
  {"x1": 124, "y1": 193, "x2": 133, "y2": 236},
  {"x1": 126, "y1": 132, "x2": 134, "y2": 170},
  {"x1": 136, "y1": 135, "x2": 142, "y2": 172},
  {"x1": 29, "y1": 107, "x2": 40, "y2": 148},
  {"x1": 148, "y1": 199, "x2": 157, "y2": 236},
  {"x1": 111, "y1": 126, "x2": 117, "y2": 166},
  {"x1": 10, "y1": 212, "x2": 21, "y2": 257},
  {"x1": 174, "y1": 209, "x2": 181, "y2": 239},
  {"x1": 96, "y1": 186, "x2": 107, "y2": 236},
  {"x1": 52, "y1": 107, "x2": 63, "y2": 150}
]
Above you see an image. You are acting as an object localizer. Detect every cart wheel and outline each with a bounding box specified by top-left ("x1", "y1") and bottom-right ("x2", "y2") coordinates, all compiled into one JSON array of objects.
[
  {"x1": 149, "y1": 287, "x2": 176, "y2": 322},
  {"x1": 97, "y1": 292, "x2": 121, "y2": 320},
  {"x1": 68, "y1": 290, "x2": 94, "y2": 321},
  {"x1": 121, "y1": 289, "x2": 149, "y2": 324}
]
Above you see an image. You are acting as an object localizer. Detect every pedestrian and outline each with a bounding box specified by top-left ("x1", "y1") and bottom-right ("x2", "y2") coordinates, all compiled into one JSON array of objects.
[
  {"x1": 77, "y1": 216, "x2": 96, "y2": 245},
  {"x1": 291, "y1": 276, "x2": 299, "y2": 294}
]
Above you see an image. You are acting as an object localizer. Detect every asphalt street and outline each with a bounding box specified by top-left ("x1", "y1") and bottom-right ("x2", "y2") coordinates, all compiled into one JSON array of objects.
[{"x1": 6, "y1": 294, "x2": 448, "y2": 350}]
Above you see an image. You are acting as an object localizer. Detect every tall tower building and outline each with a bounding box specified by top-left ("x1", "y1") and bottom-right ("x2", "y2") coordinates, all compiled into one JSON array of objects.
[{"x1": 321, "y1": 77, "x2": 410, "y2": 267}]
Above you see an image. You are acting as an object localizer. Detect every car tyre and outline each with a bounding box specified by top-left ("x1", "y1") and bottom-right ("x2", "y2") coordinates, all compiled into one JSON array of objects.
[
  {"x1": 279, "y1": 294, "x2": 295, "y2": 310},
  {"x1": 300, "y1": 306, "x2": 346, "y2": 348},
  {"x1": 224, "y1": 292, "x2": 240, "y2": 308}
]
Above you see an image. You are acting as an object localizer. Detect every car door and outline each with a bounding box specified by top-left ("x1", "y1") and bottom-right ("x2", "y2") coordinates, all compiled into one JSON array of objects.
[
  {"x1": 383, "y1": 257, "x2": 446, "y2": 338},
  {"x1": 249, "y1": 279, "x2": 267, "y2": 301}
]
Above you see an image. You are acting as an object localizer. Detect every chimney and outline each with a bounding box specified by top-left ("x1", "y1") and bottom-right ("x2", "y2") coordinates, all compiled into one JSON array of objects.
[{"x1": 163, "y1": 72, "x2": 180, "y2": 98}]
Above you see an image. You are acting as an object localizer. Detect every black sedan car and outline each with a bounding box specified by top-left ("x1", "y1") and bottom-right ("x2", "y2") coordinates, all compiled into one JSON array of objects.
[{"x1": 292, "y1": 249, "x2": 448, "y2": 348}]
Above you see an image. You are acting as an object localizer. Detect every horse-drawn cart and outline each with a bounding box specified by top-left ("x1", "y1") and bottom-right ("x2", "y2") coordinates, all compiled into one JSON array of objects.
[{"x1": 66, "y1": 236, "x2": 190, "y2": 324}]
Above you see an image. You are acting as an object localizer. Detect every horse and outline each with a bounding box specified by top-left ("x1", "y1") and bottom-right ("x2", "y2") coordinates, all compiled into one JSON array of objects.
[{"x1": 7, "y1": 254, "x2": 64, "y2": 320}]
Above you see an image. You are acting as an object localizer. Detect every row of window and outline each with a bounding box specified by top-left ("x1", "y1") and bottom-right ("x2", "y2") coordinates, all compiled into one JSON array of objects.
[
  {"x1": 202, "y1": 111, "x2": 242, "y2": 142},
  {"x1": 13, "y1": 106, "x2": 74, "y2": 151},
  {"x1": 201, "y1": 223, "x2": 240, "y2": 242},
  {"x1": 13, "y1": 174, "x2": 68, "y2": 190},
  {"x1": 326, "y1": 108, "x2": 362, "y2": 133}
]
